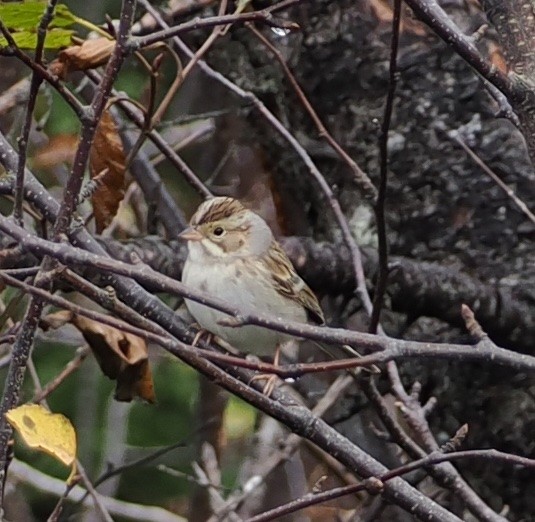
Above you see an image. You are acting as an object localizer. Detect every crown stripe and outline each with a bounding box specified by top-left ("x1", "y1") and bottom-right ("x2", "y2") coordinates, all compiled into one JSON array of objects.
[{"x1": 192, "y1": 197, "x2": 247, "y2": 226}]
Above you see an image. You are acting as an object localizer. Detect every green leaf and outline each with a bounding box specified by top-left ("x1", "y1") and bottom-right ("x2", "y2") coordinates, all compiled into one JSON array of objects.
[
  {"x1": 0, "y1": 27, "x2": 74, "y2": 49},
  {"x1": 54, "y1": 4, "x2": 80, "y2": 28},
  {"x1": 0, "y1": 1, "x2": 77, "y2": 50},
  {"x1": 0, "y1": 1, "x2": 75, "y2": 30},
  {"x1": 0, "y1": 2, "x2": 107, "y2": 49}
]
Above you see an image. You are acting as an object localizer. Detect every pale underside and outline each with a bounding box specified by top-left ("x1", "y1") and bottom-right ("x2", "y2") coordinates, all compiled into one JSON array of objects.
[{"x1": 182, "y1": 254, "x2": 308, "y2": 357}]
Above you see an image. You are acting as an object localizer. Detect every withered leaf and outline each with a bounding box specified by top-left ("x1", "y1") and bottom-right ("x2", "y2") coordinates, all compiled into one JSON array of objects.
[
  {"x1": 488, "y1": 41, "x2": 508, "y2": 74},
  {"x1": 49, "y1": 38, "x2": 115, "y2": 79},
  {"x1": 33, "y1": 134, "x2": 78, "y2": 171},
  {"x1": 41, "y1": 310, "x2": 73, "y2": 331},
  {"x1": 89, "y1": 110, "x2": 127, "y2": 233},
  {"x1": 370, "y1": 0, "x2": 427, "y2": 36},
  {"x1": 72, "y1": 315, "x2": 155, "y2": 403}
]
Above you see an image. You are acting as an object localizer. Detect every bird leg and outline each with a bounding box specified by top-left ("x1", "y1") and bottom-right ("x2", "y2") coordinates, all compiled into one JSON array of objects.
[
  {"x1": 191, "y1": 327, "x2": 213, "y2": 347},
  {"x1": 248, "y1": 345, "x2": 281, "y2": 397},
  {"x1": 191, "y1": 327, "x2": 244, "y2": 358}
]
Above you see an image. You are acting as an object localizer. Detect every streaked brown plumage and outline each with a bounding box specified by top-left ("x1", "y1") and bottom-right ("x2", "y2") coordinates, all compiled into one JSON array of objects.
[{"x1": 180, "y1": 197, "x2": 324, "y2": 356}]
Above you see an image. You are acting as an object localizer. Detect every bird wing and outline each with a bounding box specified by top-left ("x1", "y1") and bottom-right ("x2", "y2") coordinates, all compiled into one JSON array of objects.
[{"x1": 263, "y1": 241, "x2": 325, "y2": 325}]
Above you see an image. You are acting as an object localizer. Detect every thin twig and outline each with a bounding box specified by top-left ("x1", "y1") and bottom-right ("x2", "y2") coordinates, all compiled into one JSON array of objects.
[
  {"x1": 26, "y1": 353, "x2": 113, "y2": 522},
  {"x1": 357, "y1": 11, "x2": 461, "y2": 510},
  {"x1": 1, "y1": 459, "x2": 186, "y2": 522},
  {"x1": 1, "y1": 234, "x2": 534, "y2": 374},
  {"x1": 13, "y1": 0, "x2": 59, "y2": 226},
  {"x1": 130, "y1": 3, "x2": 301, "y2": 50},
  {"x1": 461, "y1": 304, "x2": 489, "y2": 341},
  {"x1": 151, "y1": 0, "x2": 229, "y2": 126},
  {"x1": 248, "y1": 24, "x2": 377, "y2": 200},
  {"x1": 403, "y1": 0, "x2": 514, "y2": 98},
  {"x1": 450, "y1": 132, "x2": 535, "y2": 224},
  {"x1": 137, "y1": 0, "x2": 370, "y2": 314},
  {"x1": 369, "y1": 0, "x2": 401, "y2": 333},
  {"x1": 32, "y1": 346, "x2": 90, "y2": 403},
  {"x1": 0, "y1": 291, "x2": 47, "y2": 507},
  {"x1": 247, "y1": 448, "x2": 535, "y2": 522},
  {"x1": 0, "y1": 0, "x2": 138, "y2": 509}
]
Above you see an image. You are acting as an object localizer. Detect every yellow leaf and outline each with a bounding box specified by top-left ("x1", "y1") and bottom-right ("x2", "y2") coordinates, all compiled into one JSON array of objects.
[{"x1": 6, "y1": 404, "x2": 76, "y2": 467}]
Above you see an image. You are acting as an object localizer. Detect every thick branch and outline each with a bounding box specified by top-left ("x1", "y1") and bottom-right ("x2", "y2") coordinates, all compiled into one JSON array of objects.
[
  {"x1": 0, "y1": 134, "x2": 462, "y2": 522},
  {"x1": 8, "y1": 459, "x2": 185, "y2": 522},
  {"x1": 479, "y1": 0, "x2": 535, "y2": 163},
  {"x1": 405, "y1": 0, "x2": 535, "y2": 163},
  {"x1": 480, "y1": 0, "x2": 535, "y2": 78},
  {"x1": 95, "y1": 235, "x2": 535, "y2": 352},
  {"x1": 1, "y1": 218, "x2": 534, "y2": 375}
]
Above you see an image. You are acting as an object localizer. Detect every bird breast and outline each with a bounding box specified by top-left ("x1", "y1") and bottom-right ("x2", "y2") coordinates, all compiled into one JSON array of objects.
[{"x1": 182, "y1": 256, "x2": 307, "y2": 356}]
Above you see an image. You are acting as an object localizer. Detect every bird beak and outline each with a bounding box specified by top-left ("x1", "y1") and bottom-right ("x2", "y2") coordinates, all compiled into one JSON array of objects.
[{"x1": 179, "y1": 226, "x2": 203, "y2": 242}]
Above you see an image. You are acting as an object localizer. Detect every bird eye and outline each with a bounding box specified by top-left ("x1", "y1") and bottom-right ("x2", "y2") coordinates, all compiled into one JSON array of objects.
[{"x1": 213, "y1": 226, "x2": 225, "y2": 237}]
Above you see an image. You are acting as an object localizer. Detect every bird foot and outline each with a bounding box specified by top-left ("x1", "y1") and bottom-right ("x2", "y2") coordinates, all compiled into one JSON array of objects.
[
  {"x1": 191, "y1": 327, "x2": 213, "y2": 347},
  {"x1": 247, "y1": 345, "x2": 281, "y2": 397},
  {"x1": 248, "y1": 372, "x2": 279, "y2": 397}
]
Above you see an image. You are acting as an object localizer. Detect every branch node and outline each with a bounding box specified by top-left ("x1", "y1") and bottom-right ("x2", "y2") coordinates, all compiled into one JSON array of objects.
[
  {"x1": 363, "y1": 476, "x2": 384, "y2": 495},
  {"x1": 217, "y1": 316, "x2": 245, "y2": 327},
  {"x1": 422, "y1": 396, "x2": 437, "y2": 417},
  {"x1": 440, "y1": 424, "x2": 469, "y2": 453},
  {"x1": 461, "y1": 304, "x2": 488, "y2": 341}
]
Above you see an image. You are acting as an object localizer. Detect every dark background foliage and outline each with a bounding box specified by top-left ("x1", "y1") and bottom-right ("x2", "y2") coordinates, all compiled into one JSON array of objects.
[{"x1": 0, "y1": 0, "x2": 534, "y2": 521}]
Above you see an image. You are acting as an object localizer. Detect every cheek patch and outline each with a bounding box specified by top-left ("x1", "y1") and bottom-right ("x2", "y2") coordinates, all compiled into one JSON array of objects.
[{"x1": 221, "y1": 233, "x2": 246, "y2": 254}]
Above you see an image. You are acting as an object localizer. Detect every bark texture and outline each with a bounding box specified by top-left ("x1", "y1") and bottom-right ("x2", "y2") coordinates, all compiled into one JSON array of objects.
[{"x1": 190, "y1": 1, "x2": 535, "y2": 518}]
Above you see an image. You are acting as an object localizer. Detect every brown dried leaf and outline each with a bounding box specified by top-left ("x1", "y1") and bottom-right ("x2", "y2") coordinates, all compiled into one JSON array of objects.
[
  {"x1": 370, "y1": 0, "x2": 395, "y2": 23},
  {"x1": 89, "y1": 110, "x2": 126, "y2": 233},
  {"x1": 49, "y1": 38, "x2": 115, "y2": 79},
  {"x1": 71, "y1": 315, "x2": 155, "y2": 403},
  {"x1": 32, "y1": 134, "x2": 78, "y2": 170},
  {"x1": 488, "y1": 41, "x2": 508, "y2": 74},
  {"x1": 370, "y1": 0, "x2": 427, "y2": 36},
  {"x1": 41, "y1": 310, "x2": 74, "y2": 331}
]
